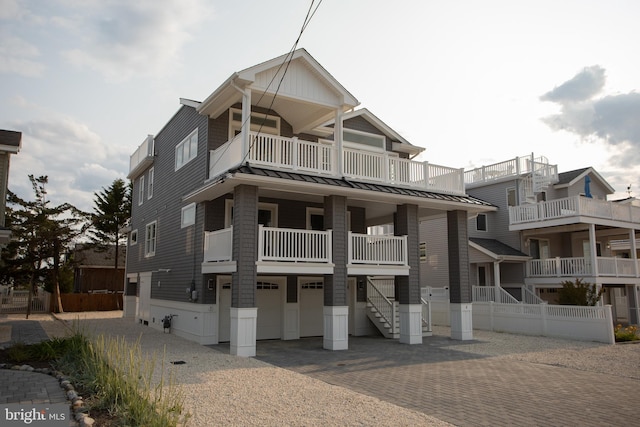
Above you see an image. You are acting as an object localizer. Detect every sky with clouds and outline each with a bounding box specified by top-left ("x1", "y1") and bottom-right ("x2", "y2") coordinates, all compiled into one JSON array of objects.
[{"x1": 1, "y1": 0, "x2": 639, "y2": 212}]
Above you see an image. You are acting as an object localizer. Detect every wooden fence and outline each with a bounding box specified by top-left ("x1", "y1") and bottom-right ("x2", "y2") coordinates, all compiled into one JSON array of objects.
[{"x1": 60, "y1": 293, "x2": 123, "y2": 312}]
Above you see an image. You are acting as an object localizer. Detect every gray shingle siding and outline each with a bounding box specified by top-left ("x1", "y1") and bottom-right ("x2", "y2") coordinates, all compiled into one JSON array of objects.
[
  {"x1": 448, "y1": 210, "x2": 471, "y2": 304},
  {"x1": 395, "y1": 204, "x2": 421, "y2": 304},
  {"x1": 126, "y1": 105, "x2": 208, "y2": 303}
]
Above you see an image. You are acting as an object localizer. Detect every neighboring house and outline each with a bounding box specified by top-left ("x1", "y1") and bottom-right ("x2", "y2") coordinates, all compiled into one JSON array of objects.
[
  {"x1": 0, "y1": 129, "x2": 21, "y2": 245},
  {"x1": 420, "y1": 153, "x2": 640, "y2": 325},
  {"x1": 124, "y1": 49, "x2": 493, "y2": 356},
  {"x1": 73, "y1": 244, "x2": 126, "y2": 293}
]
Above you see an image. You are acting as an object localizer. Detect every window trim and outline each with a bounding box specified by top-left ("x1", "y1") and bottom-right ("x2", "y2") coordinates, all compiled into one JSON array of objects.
[
  {"x1": 506, "y1": 187, "x2": 516, "y2": 207},
  {"x1": 229, "y1": 108, "x2": 281, "y2": 141},
  {"x1": 225, "y1": 199, "x2": 278, "y2": 228},
  {"x1": 175, "y1": 129, "x2": 198, "y2": 171},
  {"x1": 145, "y1": 221, "x2": 157, "y2": 257},
  {"x1": 343, "y1": 128, "x2": 386, "y2": 152},
  {"x1": 181, "y1": 203, "x2": 196, "y2": 228},
  {"x1": 138, "y1": 175, "x2": 144, "y2": 206},
  {"x1": 148, "y1": 167, "x2": 154, "y2": 200},
  {"x1": 130, "y1": 229, "x2": 138, "y2": 246},
  {"x1": 476, "y1": 213, "x2": 488, "y2": 232}
]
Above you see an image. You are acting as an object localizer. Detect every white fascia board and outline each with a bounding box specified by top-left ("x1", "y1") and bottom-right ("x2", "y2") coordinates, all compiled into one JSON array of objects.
[
  {"x1": 0, "y1": 144, "x2": 20, "y2": 154},
  {"x1": 180, "y1": 98, "x2": 201, "y2": 109}
]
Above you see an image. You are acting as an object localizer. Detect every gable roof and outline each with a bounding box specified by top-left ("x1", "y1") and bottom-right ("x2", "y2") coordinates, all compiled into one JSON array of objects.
[
  {"x1": 74, "y1": 244, "x2": 126, "y2": 268},
  {"x1": 469, "y1": 237, "x2": 530, "y2": 261},
  {"x1": 555, "y1": 167, "x2": 615, "y2": 194},
  {"x1": 197, "y1": 49, "x2": 359, "y2": 133},
  {"x1": 0, "y1": 129, "x2": 22, "y2": 153}
]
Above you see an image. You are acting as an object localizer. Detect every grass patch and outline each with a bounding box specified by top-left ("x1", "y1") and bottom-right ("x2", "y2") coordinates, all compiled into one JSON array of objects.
[{"x1": 4, "y1": 331, "x2": 190, "y2": 426}]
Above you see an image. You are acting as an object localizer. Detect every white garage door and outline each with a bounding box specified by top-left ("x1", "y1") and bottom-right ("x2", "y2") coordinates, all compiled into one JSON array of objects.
[
  {"x1": 300, "y1": 279, "x2": 324, "y2": 337},
  {"x1": 218, "y1": 278, "x2": 283, "y2": 342}
]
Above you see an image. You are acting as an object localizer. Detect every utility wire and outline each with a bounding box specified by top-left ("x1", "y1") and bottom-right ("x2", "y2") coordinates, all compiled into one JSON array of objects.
[{"x1": 209, "y1": 0, "x2": 323, "y2": 174}]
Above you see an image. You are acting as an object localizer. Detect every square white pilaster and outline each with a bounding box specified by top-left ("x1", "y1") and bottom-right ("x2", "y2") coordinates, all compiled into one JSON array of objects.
[
  {"x1": 399, "y1": 304, "x2": 423, "y2": 344},
  {"x1": 323, "y1": 306, "x2": 349, "y2": 350},
  {"x1": 450, "y1": 303, "x2": 473, "y2": 340},
  {"x1": 122, "y1": 295, "x2": 137, "y2": 318},
  {"x1": 230, "y1": 307, "x2": 258, "y2": 357}
]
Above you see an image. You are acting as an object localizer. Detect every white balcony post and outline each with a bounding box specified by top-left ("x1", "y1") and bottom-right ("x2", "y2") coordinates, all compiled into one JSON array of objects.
[
  {"x1": 631, "y1": 228, "x2": 639, "y2": 277},
  {"x1": 292, "y1": 136, "x2": 299, "y2": 170},
  {"x1": 347, "y1": 231, "x2": 353, "y2": 264},
  {"x1": 555, "y1": 257, "x2": 561, "y2": 277},
  {"x1": 257, "y1": 224, "x2": 264, "y2": 262},
  {"x1": 241, "y1": 88, "x2": 251, "y2": 161},
  {"x1": 334, "y1": 108, "x2": 344, "y2": 178},
  {"x1": 423, "y1": 162, "x2": 429, "y2": 189},
  {"x1": 494, "y1": 261, "x2": 501, "y2": 303},
  {"x1": 589, "y1": 223, "x2": 598, "y2": 276}
]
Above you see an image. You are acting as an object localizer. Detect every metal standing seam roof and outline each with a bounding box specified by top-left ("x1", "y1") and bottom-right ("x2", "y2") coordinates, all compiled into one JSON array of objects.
[
  {"x1": 469, "y1": 237, "x2": 529, "y2": 258},
  {"x1": 233, "y1": 165, "x2": 493, "y2": 207}
]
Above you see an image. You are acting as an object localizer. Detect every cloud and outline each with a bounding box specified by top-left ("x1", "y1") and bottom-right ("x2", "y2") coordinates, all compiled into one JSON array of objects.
[
  {"x1": 540, "y1": 65, "x2": 605, "y2": 103},
  {"x1": 541, "y1": 67, "x2": 640, "y2": 191},
  {"x1": 0, "y1": 35, "x2": 45, "y2": 77},
  {"x1": 58, "y1": 0, "x2": 214, "y2": 81},
  {"x1": 8, "y1": 115, "x2": 128, "y2": 211}
]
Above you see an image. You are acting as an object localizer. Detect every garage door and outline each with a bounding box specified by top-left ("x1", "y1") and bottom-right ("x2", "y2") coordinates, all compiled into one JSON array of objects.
[
  {"x1": 256, "y1": 281, "x2": 282, "y2": 340},
  {"x1": 300, "y1": 279, "x2": 324, "y2": 337},
  {"x1": 218, "y1": 278, "x2": 283, "y2": 342}
]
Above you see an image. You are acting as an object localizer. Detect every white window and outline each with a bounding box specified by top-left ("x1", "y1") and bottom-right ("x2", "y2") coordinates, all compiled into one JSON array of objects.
[
  {"x1": 175, "y1": 129, "x2": 198, "y2": 170},
  {"x1": 145, "y1": 221, "x2": 157, "y2": 257},
  {"x1": 225, "y1": 200, "x2": 278, "y2": 228},
  {"x1": 343, "y1": 129, "x2": 385, "y2": 151},
  {"x1": 130, "y1": 229, "x2": 138, "y2": 246},
  {"x1": 229, "y1": 109, "x2": 280, "y2": 140},
  {"x1": 507, "y1": 187, "x2": 516, "y2": 207},
  {"x1": 148, "y1": 167, "x2": 154, "y2": 199},
  {"x1": 476, "y1": 213, "x2": 487, "y2": 232},
  {"x1": 138, "y1": 176, "x2": 145, "y2": 206},
  {"x1": 181, "y1": 203, "x2": 196, "y2": 228}
]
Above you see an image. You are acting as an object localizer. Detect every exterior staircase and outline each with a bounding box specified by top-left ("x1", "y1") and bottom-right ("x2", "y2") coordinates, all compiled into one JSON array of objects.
[{"x1": 366, "y1": 277, "x2": 432, "y2": 339}]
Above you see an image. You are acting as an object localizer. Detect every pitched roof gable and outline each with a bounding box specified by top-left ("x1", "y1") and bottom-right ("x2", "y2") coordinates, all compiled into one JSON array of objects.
[{"x1": 555, "y1": 167, "x2": 614, "y2": 194}]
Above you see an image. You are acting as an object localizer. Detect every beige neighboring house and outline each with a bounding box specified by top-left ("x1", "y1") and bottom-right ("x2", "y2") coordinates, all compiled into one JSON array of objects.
[{"x1": 0, "y1": 129, "x2": 21, "y2": 245}]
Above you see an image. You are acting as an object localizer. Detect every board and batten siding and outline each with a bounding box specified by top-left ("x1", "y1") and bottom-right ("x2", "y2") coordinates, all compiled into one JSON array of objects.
[{"x1": 127, "y1": 105, "x2": 209, "y2": 304}]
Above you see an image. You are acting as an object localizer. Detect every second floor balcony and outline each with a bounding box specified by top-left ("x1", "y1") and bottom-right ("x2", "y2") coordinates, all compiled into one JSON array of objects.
[
  {"x1": 202, "y1": 225, "x2": 409, "y2": 276},
  {"x1": 509, "y1": 195, "x2": 640, "y2": 230},
  {"x1": 209, "y1": 131, "x2": 465, "y2": 195},
  {"x1": 128, "y1": 135, "x2": 154, "y2": 179},
  {"x1": 526, "y1": 257, "x2": 640, "y2": 279}
]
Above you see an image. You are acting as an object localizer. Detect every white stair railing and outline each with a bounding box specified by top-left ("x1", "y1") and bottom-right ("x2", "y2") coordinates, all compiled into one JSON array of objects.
[
  {"x1": 367, "y1": 278, "x2": 397, "y2": 335},
  {"x1": 522, "y1": 285, "x2": 544, "y2": 304}
]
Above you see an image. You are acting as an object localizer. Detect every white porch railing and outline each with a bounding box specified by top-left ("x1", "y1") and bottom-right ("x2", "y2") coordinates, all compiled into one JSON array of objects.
[
  {"x1": 209, "y1": 131, "x2": 465, "y2": 195},
  {"x1": 510, "y1": 195, "x2": 640, "y2": 225},
  {"x1": 203, "y1": 227, "x2": 233, "y2": 262},
  {"x1": 527, "y1": 256, "x2": 640, "y2": 278},
  {"x1": 472, "y1": 286, "x2": 520, "y2": 304},
  {"x1": 464, "y1": 154, "x2": 558, "y2": 186},
  {"x1": 128, "y1": 135, "x2": 154, "y2": 177},
  {"x1": 349, "y1": 233, "x2": 408, "y2": 265},
  {"x1": 258, "y1": 225, "x2": 332, "y2": 263}
]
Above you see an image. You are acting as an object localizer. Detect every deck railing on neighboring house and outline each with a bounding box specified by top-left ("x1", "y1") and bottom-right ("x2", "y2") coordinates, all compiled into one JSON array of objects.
[
  {"x1": 203, "y1": 226, "x2": 408, "y2": 267},
  {"x1": 209, "y1": 131, "x2": 465, "y2": 195},
  {"x1": 128, "y1": 135, "x2": 154, "y2": 177},
  {"x1": 527, "y1": 256, "x2": 640, "y2": 278},
  {"x1": 464, "y1": 154, "x2": 558, "y2": 186},
  {"x1": 510, "y1": 195, "x2": 640, "y2": 226}
]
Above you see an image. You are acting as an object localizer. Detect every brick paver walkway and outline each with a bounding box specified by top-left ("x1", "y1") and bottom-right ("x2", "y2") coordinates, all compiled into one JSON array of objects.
[{"x1": 255, "y1": 336, "x2": 638, "y2": 426}]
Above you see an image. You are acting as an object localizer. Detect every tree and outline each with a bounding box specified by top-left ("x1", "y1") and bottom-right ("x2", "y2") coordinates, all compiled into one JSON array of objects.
[
  {"x1": 88, "y1": 179, "x2": 131, "y2": 269},
  {"x1": 0, "y1": 175, "x2": 87, "y2": 316},
  {"x1": 558, "y1": 278, "x2": 604, "y2": 306}
]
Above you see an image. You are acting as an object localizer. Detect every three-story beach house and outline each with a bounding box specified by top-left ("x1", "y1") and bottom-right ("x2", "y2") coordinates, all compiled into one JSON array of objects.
[{"x1": 124, "y1": 49, "x2": 493, "y2": 356}]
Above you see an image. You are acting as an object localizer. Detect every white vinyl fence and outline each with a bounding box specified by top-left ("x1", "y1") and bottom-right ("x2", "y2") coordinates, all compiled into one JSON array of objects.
[
  {"x1": 0, "y1": 290, "x2": 51, "y2": 314},
  {"x1": 423, "y1": 287, "x2": 615, "y2": 344}
]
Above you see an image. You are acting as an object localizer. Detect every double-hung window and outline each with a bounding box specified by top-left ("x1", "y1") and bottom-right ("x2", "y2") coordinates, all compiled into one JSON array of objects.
[
  {"x1": 148, "y1": 167, "x2": 154, "y2": 199},
  {"x1": 145, "y1": 221, "x2": 157, "y2": 257},
  {"x1": 175, "y1": 129, "x2": 198, "y2": 170},
  {"x1": 138, "y1": 176, "x2": 145, "y2": 205}
]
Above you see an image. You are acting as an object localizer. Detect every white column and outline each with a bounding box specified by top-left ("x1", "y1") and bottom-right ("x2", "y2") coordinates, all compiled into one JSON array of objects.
[
  {"x1": 450, "y1": 303, "x2": 473, "y2": 340},
  {"x1": 334, "y1": 108, "x2": 344, "y2": 177},
  {"x1": 399, "y1": 304, "x2": 423, "y2": 344},
  {"x1": 241, "y1": 87, "x2": 252, "y2": 161},
  {"x1": 630, "y1": 228, "x2": 638, "y2": 277},
  {"x1": 323, "y1": 305, "x2": 348, "y2": 350},
  {"x1": 230, "y1": 307, "x2": 257, "y2": 357},
  {"x1": 589, "y1": 223, "x2": 598, "y2": 276},
  {"x1": 493, "y1": 261, "x2": 501, "y2": 303}
]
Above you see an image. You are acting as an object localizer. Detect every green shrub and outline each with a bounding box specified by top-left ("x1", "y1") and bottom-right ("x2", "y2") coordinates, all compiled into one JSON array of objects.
[{"x1": 558, "y1": 278, "x2": 603, "y2": 306}]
